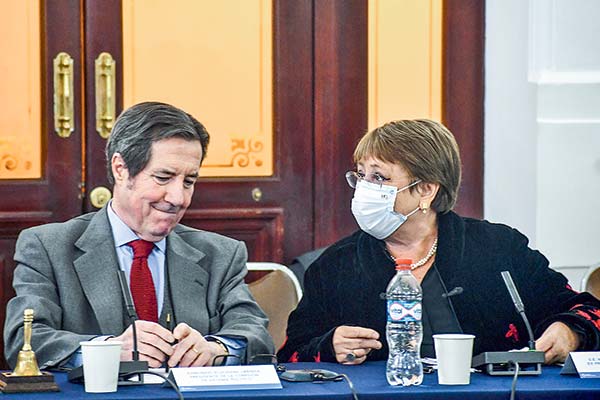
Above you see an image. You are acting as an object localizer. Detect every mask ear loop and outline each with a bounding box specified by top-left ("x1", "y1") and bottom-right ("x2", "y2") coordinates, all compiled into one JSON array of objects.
[
  {"x1": 404, "y1": 206, "x2": 421, "y2": 218},
  {"x1": 392, "y1": 179, "x2": 423, "y2": 218},
  {"x1": 394, "y1": 179, "x2": 422, "y2": 193}
]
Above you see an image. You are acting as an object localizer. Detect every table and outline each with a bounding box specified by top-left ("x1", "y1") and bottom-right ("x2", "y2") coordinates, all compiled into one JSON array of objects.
[{"x1": 5, "y1": 361, "x2": 600, "y2": 399}]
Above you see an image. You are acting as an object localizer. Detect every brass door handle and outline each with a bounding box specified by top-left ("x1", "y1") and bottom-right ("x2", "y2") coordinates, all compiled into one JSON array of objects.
[
  {"x1": 95, "y1": 52, "x2": 116, "y2": 139},
  {"x1": 89, "y1": 186, "x2": 112, "y2": 209},
  {"x1": 53, "y1": 52, "x2": 74, "y2": 138}
]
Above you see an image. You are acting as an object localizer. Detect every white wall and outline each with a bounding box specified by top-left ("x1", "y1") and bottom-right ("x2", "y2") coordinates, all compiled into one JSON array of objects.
[{"x1": 485, "y1": 0, "x2": 600, "y2": 289}]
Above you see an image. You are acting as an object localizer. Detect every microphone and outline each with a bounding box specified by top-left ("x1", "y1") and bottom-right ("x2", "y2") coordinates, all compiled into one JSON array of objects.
[
  {"x1": 471, "y1": 271, "x2": 545, "y2": 376},
  {"x1": 118, "y1": 270, "x2": 140, "y2": 362},
  {"x1": 501, "y1": 271, "x2": 535, "y2": 350},
  {"x1": 114, "y1": 269, "x2": 149, "y2": 383},
  {"x1": 68, "y1": 270, "x2": 149, "y2": 384},
  {"x1": 442, "y1": 286, "x2": 463, "y2": 298}
]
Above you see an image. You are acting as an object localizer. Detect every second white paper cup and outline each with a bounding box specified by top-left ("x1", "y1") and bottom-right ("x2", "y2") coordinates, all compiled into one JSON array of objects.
[
  {"x1": 433, "y1": 334, "x2": 475, "y2": 385},
  {"x1": 80, "y1": 341, "x2": 122, "y2": 393}
]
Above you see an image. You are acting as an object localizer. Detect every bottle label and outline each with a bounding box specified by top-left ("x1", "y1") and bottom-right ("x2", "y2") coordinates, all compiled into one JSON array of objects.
[{"x1": 387, "y1": 300, "x2": 422, "y2": 322}]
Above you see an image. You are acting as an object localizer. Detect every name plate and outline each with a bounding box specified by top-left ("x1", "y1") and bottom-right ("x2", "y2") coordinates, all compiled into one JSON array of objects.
[
  {"x1": 561, "y1": 352, "x2": 600, "y2": 378},
  {"x1": 168, "y1": 365, "x2": 282, "y2": 392}
]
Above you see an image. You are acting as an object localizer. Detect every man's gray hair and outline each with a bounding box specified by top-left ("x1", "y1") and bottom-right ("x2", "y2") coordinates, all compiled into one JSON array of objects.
[{"x1": 105, "y1": 102, "x2": 210, "y2": 184}]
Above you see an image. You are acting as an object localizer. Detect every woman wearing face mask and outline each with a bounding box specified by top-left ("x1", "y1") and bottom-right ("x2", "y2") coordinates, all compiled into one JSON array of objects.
[{"x1": 278, "y1": 119, "x2": 600, "y2": 365}]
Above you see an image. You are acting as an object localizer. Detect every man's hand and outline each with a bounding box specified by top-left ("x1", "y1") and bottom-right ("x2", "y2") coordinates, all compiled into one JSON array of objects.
[
  {"x1": 333, "y1": 326, "x2": 382, "y2": 365},
  {"x1": 167, "y1": 323, "x2": 226, "y2": 367},
  {"x1": 108, "y1": 320, "x2": 175, "y2": 368},
  {"x1": 536, "y1": 321, "x2": 581, "y2": 364}
]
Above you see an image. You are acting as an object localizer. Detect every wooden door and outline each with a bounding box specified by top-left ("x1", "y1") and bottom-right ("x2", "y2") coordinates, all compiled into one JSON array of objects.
[
  {"x1": 81, "y1": 1, "x2": 314, "y2": 264},
  {"x1": 0, "y1": 0, "x2": 84, "y2": 368},
  {"x1": 0, "y1": 0, "x2": 316, "y2": 369}
]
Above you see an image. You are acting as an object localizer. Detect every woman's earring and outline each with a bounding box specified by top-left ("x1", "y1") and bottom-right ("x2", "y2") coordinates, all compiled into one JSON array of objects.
[{"x1": 420, "y1": 202, "x2": 429, "y2": 214}]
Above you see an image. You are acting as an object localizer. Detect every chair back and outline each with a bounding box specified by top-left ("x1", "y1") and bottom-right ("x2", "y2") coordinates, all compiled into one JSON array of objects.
[
  {"x1": 246, "y1": 262, "x2": 302, "y2": 350},
  {"x1": 582, "y1": 263, "x2": 600, "y2": 300}
]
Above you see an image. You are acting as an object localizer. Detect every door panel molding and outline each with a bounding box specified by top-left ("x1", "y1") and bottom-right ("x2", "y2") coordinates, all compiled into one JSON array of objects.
[
  {"x1": 0, "y1": 211, "x2": 52, "y2": 237},
  {"x1": 183, "y1": 207, "x2": 284, "y2": 263}
]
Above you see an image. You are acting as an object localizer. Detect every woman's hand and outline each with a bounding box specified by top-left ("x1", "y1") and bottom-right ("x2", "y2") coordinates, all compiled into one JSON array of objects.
[
  {"x1": 333, "y1": 326, "x2": 382, "y2": 365},
  {"x1": 535, "y1": 321, "x2": 581, "y2": 364}
]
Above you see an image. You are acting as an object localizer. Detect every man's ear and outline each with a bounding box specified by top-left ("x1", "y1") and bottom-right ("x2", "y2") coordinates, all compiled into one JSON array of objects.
[{"x1": 111, "y1": 153, "x2": 128, "y2": 182}]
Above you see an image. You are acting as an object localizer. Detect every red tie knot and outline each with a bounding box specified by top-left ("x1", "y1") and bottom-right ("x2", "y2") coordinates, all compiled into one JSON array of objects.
[{"x1": 127, "y1": 239, "x2": 155, "y2": 259}]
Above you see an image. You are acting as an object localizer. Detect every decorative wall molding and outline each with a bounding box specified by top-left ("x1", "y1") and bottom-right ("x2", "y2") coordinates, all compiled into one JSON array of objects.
[
  {"x1": 205, "y1": 139, "x2": 266, "y2": 168},
  {"x1": 0, "y1": 211, "x2": 52, "y2": 238},
  {"x1": 534, "y1": 70, "x2": 600, "y2": 85},
  {"x1": 0, "y1": 1, "x2": 41, "y2": 179},
  {"x1": 367, "y1": 0, "x2": 442, "y2": 128},
  {"x1": 122, "y1": 0, "x2": 273, "y2": 178},
  {"x1": 528, "y1": 0, "x2": 600, "y2": 84},
  {"x1": 537, "y1": 118, "x2": 600, "y2": 125},
  {"x1": 0, "y1": 137, "x2": 35, "y2": 176},
  {"x1": 182, "y1": 207, "x2": 284, "y2": 263},
  {"x1": 526, "y1": 0, "x2": 600, "y2": 267}
]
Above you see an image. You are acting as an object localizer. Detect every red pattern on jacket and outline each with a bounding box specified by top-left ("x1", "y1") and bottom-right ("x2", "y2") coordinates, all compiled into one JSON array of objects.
[
  {"x1": 576, "y1": 310, "x2": 592, "y2": 320},
  {"x1": 505, "y1": 323, "x2": 520, "y2": 343}
]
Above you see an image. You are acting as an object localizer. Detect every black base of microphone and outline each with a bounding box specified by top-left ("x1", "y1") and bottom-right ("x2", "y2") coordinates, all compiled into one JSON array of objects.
[
  {"x1": 68, "y1": 360, "x2": 149, "y2": 385},
  {"x1": 472, "y1": 351, "x2": 544, "y2": 376}
]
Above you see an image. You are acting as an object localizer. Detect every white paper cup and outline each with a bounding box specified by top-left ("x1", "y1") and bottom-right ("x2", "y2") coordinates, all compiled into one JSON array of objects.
[
  {"x1": 433, "y1": 334, "x2": 475, "y2": 385},
  {"x1": 80, "y1": 341, "x2": 122, "y2": 393}
]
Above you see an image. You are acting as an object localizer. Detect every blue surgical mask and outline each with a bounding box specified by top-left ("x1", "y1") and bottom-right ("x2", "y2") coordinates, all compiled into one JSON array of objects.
[{"x1": 351, "y1": 179, "x2": 421, "y2": 240}]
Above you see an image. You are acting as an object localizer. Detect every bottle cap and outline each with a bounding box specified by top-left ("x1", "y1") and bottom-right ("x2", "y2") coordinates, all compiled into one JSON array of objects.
[{"x1": 395, "y1": 258, "x2": 412, "y2": 271}]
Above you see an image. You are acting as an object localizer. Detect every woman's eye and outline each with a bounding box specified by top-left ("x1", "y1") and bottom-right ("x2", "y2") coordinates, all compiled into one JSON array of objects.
[
  {"x1": 373, "y1": 172, "x2": 389, "y2": 182},
  {"x1": 357, "y1": 171, "x2": 366, "y2": 179}
]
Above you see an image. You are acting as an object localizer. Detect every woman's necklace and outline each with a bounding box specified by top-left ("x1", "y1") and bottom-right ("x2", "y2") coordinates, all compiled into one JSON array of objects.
[
  {"x1": 386, "y1": 238, "x2": 438, "y2": 270},
  {"x1": 409, "y1": 238, "x2": 438, "y2": 270}
]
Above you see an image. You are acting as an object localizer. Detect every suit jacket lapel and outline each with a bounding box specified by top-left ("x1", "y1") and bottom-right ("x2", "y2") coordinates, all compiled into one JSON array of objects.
[
  {"x1": 73, "y1": 207, "x2": 124, "y2": 335},
  {"x1": 166, "y1": 230, "x2": 209, "y2": 331}
]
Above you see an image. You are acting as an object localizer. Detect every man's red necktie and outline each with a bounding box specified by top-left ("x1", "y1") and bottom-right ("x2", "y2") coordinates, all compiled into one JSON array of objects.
[{"x1": 127, "y1": 239, "x2": 158, "y2": 322}]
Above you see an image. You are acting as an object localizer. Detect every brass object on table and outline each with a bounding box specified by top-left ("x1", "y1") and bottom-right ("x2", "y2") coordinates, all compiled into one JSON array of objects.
[
  {"x1": 13, "y1": 309, "x2": 42, "y2": 376},
  {"x1": 0, "y1": 309, "x2": 59, "y2": 393}
]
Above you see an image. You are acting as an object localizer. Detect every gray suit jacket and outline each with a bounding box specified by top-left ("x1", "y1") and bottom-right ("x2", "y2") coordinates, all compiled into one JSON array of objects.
[{"x1": 4, "y1": 207, "x2": 273, "y2": 369}]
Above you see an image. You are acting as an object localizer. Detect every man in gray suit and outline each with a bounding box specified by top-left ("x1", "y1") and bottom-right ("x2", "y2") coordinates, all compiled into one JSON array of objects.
[{"x1": 4, "y1": 102, "x2": 273, "y2": 369}]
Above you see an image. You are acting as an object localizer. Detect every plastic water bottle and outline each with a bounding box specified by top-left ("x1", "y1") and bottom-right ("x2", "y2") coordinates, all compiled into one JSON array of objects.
[{"x1": 386, "y1": 258, "x2": 423, "y2": 386}]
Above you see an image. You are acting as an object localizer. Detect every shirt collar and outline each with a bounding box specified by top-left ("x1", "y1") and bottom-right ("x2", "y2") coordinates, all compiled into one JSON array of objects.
[{"x1": 107, "y1": 201, "x2": 166, "y2": 253}]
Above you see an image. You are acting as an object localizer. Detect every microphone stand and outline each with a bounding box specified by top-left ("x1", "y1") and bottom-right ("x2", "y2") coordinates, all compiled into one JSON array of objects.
[
  {"x1": 116, "y1": 270, "x2": 149, "y2": 385},
  {"x1": 501, "y1": 271, "x2": 537, "y2": 351},
  {"x1": 68, "y1": 270, "x2": 149, "y2": 385},
  {"x1": 471, "y1": 271, "x2": 544, "y2": 376}
]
